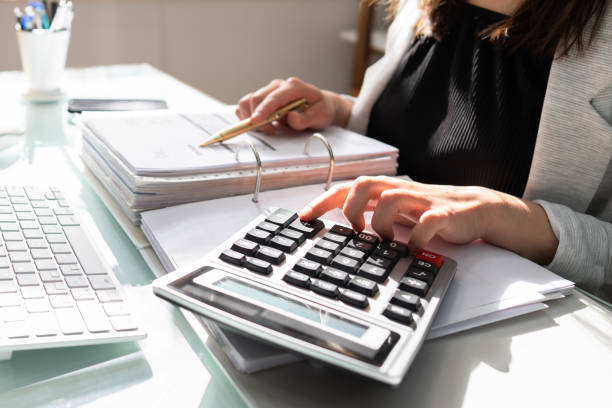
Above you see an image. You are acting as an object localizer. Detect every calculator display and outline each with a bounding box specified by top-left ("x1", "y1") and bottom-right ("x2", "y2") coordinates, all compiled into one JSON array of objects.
[{"x1": 215, "y1": 277, "x2": 368, "y2": 339}]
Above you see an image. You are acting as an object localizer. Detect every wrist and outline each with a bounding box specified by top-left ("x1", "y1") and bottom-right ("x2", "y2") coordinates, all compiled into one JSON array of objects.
[{"x1": 323, "y1": 90, "x2": 353, "y2": 128}]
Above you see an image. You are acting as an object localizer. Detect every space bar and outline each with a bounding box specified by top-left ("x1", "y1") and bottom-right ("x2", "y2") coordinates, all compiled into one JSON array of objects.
[{"x1": 64, "y1": 225, "x2": 109, "y2": 275}]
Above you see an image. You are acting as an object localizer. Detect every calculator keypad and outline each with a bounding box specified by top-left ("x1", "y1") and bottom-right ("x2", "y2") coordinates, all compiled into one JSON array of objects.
[{"x1": 217, "y1": 208, "x2": 448, "y2": 328}]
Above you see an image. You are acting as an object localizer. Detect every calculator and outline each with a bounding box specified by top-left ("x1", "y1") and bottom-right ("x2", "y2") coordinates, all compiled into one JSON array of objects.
[{"x1": 152, "y1": 208, "x2": 456, "y2": 385}]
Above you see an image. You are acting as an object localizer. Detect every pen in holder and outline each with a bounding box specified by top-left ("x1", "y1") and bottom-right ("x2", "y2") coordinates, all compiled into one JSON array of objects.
[{"x1": 16, "y1": 28, "x2": 71, "y2": 102}]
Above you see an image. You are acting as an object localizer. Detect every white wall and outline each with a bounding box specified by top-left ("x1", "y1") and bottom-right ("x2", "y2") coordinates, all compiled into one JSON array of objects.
[{"x1": 0, "y1": 0, "x2": 359, "y2": 103}]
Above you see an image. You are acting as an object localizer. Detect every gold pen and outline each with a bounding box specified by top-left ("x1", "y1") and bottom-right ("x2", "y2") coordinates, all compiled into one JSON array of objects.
[{"x1": 200, "y1": 98, "x2": 309, "y2": 147}]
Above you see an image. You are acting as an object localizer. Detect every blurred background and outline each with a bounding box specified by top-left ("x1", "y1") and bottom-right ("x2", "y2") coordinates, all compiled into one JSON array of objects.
[{"x1": 0, "y1": 0, "x2": 390, "y2": 104}]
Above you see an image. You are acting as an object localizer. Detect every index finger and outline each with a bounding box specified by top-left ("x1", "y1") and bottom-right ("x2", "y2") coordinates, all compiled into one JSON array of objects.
[
  {"x1": 298, "y1": 183, "x2": 352, "y2": 221},
  {"x1": 250, "y1": 79, "x2": 322, "y2": 124}
]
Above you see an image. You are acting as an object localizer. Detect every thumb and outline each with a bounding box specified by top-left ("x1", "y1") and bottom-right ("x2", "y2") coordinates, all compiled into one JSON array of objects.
[
  {"x1": 409, "y1": 209, "x2": 449, "y2": 249},
  {"x1": 286, "y1": 103, "x2": 331, "y2": 130}
]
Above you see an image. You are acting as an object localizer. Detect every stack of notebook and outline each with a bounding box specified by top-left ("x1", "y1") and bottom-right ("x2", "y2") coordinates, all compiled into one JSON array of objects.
[{"x1": 79, "y1": 109, "x2": 399, "y2": 224}]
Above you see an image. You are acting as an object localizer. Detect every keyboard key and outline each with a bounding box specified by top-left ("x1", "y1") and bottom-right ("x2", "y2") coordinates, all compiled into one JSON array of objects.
[
  {"x1": 265, "y1": 208, "x2": 298, "y2": 227},
  {"x1": 0, "y1": 223, "x2": 19, "y2": 232},
  {"x1": 25, "y1": 298, "x2": 50, "y2": 313},
  {"x1": 405, "y1": 267, "x2": 434, "y2": 285},
  {"x1": 0, "y1": 268, "x2": 12, "y2": 280},
  {"x1": 293, "y1": 258, "x2": 322, "y2": 277},
  {"x1": 268, "y1": 236, "x2": 298, "y2": 253},
  {"x1": 347, "y1": 239, "x2": 374, "y2": 253},
  {"x1": 110, "y1": 316, "x2": 138, "y2": 331},
  {"x1": 23, "y1": 229, "x2": 43, "y2": 239},
  {"x1": 55, "y1": 254, "x2": 77, "y2": 264},
  {"x1": 72, "y1": 287, "x2": 96, "y2": 301},
  {"x1": 329, "y1": 225, "x2": 354, "y2": 237},
  {"x1": 320, "y1": 267, "x2": 350, "y2": 286},
  {"x1": 0, "y1": 306, "x2": 27, "y2": 322},
  {"x1": 13, "y1": 262, "x2": 35, "y2": 274},
  {"x1": 24, "y1": 186, "x2": 44, "y2": 200},
  {"x1": 49, "y1": 294, "x2": 74, "y2": 308},
  {"x1": 7, "y1": 186, "x2": 24, "y2": 197},
  {"x1": 19, "y1": 218, "x2": 38, "y2": 227},
  {"x1": 282, "y1": 270, "x2": 310, "y2": 288},
  {"x1": 30, "y1": 201, "x2": 48, "y2": 209},
  {"x1": 56, "y1": 308, "x2": 85, "y2": 335},
  {"x1": 390, "y1": 291, "x2": 422, "y2": 312},
  {"x1": 16, "y1": 273, "x2": 39, "y2": 286},
  {"x1": 373, "y1": 247, "x2": 399, "y2": 262},
  {"x1": 34, "y1": 208, "x2": 53, "y2": 217},
  {"x1": 231, "y1": 239, "x2": 259, "y2": 256},
  {"x1": 340, "y1": 246, "x2": 367, "y2": 262},
  {"x1": 365, "y1": 255, "x2": 393, "y2": 270},
  {"x1": 379, "y1": 241, "x2": 408, "y2": 257},
  {"x1": 6, "y1": 241, "x2": 27, "y2": 251},
  {"x1": 21, "y1": 286, "x2": 44, "y2": 299},
  {"x1": 330, "y1": 255, "x2": 359, "y2": 274},
  {"x1": 89, "y1": 275, "x2": 116, "y2": 290},
  {"x1": 288, "y1": 219, "x2": 324, "y2": 238},
  {"x1": 0, "y1": 257, "x2": 8, "y2": 268},
  {"x1": 46, "y1": 234, "x2": 66, "y2": 244},
  {"x1": 279, "y1": 228, "x2": 306, "y2": 245},
  {"x1": 310, "y1": 279, "x2": 339, "y2": 299},
  {"x1": 244, "y1": 257, "x2": 273, "y2": 275},
  {"x1": 16, "y1": 212, "x2": 35, "y2": 221},
  {"x1": 0, "y1": 214, "x2": 15, "y2": 223},
  {"x1": 321, "y1": 232, "x2": 349, "y2": 246},
  {"x1": 383, "y1": 304, "x2": 414, "y2": 325},
  {"x1": 339, "y1": 289, "x2": 369, "y2": 309},
  {"x1": 415, "y1": 250, "x2": 444, "y2": 268},
  {"x1": 40, "y1": 269, "x2": 63, "y2": 283},
  {"x1": 2, "y1": 231, "x2": 23, "y2": 241},
  {"x1": 10, "y1": 196, "x2": 27, "y2": 204},
  {"x1": 66, "y1": 275, "x2": 90, "y2": 288},
  {"x1": 60, "y1": 264, "x2": 83, "y2": 276},
  {"x1": 38, "y1": 216, "x2": 58, "y2": 225},
  {"x1": 27, "y1": 238, "x2": 48, "y2": 249},
  {"x1": 399, "y1": 277, "x2": 429, "y2": 297},
  {"x1": 50, "y1": 243, "x2": 72, "y2": 254},
  {"x1": 245, "y1": 228, "x2": 272, "y2": 244},
  {"x1": 31, "y1": 249, "x2": 52, "y2": 259},
  {"x1": 9, "y1": 252, "x2": 30, "y2": 263},
  {"x1": 348, "y1": 276, "x2": 379, "y2": 297},
  {"x1": 219, "y1": 249, "x2": 246, "y2": 266},
  {"x1": 5, "y1": 321, "x2": 29, "y2": 338},
  {"x1": 255, "y1": 246, "x2": 286, "y2": 265},
  {"x1": 103, "y1": 302, "x2": 130, "y2": 316},
  {"x1": 35, "y1": 259, "x2": 58, "y2": 270},
  {"x1": 0, "y1": 280, "x2": 17, "y2": 293},
  {"x1": 357, "y1": 263, "x2": 387, "y2": 283},
  {"x1": 315, "y1": 239, "x2": 340, "y2": 254},
  {"x1": 305, "y1": 247, "x2": 333, "y2": 265},
  {"x1": 77, "y1": 301, "x2": 111, "y2": 333},
  {"x1": 253, "y1": 222, "x2": 280, "y2": 236},
  {"x1": 96, "y1": 289, "x2": 122, "y2": 303},
  {"x1": 53, "y1": 207, "x2": 74, "y2": 216},
  {"x1": 42, "y1": 225, "x2": 61, "y2": 234},
  {"x1": 411, "y1": 259, "x2": 439, "y2": 274},
  {"x1": 355, "y1": 232, "x2": 379, "y2": 246},
  {"x1": 44, "y1": 282, "x2": 67, "y2": 295}
]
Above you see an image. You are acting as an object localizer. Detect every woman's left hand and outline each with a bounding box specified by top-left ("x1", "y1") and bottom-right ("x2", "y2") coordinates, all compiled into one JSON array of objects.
[{"x1": 298, "y1": 176, "x2": 559, "y2": 265}]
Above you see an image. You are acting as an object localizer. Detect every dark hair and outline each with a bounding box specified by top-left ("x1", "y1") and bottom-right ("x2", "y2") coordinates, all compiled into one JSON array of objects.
[{"x1": 382, "y1": 0, "x2": 608, "y2": 57}]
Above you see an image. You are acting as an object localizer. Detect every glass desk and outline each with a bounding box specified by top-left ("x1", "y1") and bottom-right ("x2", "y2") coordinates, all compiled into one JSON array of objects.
[{"x1": 0, "y1": 65, "x2": 248, "y2": 407}]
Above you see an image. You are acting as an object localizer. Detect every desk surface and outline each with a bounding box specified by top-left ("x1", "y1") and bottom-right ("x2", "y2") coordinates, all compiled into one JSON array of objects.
[{"x1": 0, "y1": 64, "x2": 611, "y2": 408}]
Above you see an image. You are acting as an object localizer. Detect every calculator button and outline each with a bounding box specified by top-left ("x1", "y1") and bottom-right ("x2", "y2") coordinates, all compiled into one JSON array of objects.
[
  {"x1": 288, "y1": 219, "x2": 324, "y2": 238},
  {"x1": 339, "y1": 246, "x2": 367, "y2": 262},
  {"x1": 245, "y1": 228, "x2": 272, "y2": 244},
  {"x1": 315, "y1": 239, "x2": 340, "y2": 255},
  {"x1": 279, "y1": 228, "x2": 306, "y2": 245},
  {"x1": 348, "y1": 276, "x2": 379, "y2": 297},
  {"x1": 256, "y1": 221, "x2": 281, "y2": 235},
  {"x1": 255, "y1": 246, "x2": 286, "y2": 265},
  {"x1": 320, "y1": 267, "x2": 350, "y2": 286},
  {"x1": 269, "y1": 236, "x2": 298, "y2": 253},
  {"x1": 329, "y1": 225, "x2": 354, "y2": 237},
  {"x1": 380, "y1": 241, "x2": 408, "y2": 257},
  {"x1": 347, "y1": 239, "x2": 374, "y2": 253},
  {"x1": 310, "y1": 279, "x2": 339, "y2": 299},
  {"x1": 293, "y1": 258, "x2": 322, "y2": 277},
  {"x1": 330, "y1": 255, "x2": 359, "y2": 274},
  {"x1": 339, "y1": 289, "x2": 369, "y2": 309},
  {"x1": 245, "y1": 257, "x2": 273, "y2": 275},
  {"x1": 383, "y1": 304, "x2": 414, "y2": 325},
  {"x1": 305, "y1": 248, "x2": 333, "y2": 265},
  {"x1": 231, "y1": 239, "x2": 259, "y2": 256},
  {"x1": 265, "y1": 208, "x2": 298, "y2": 227},
  {"x1": 373, "y1": 247, "x2": 399, "y2": 262},
  {"x1": 321, "y1": 232, "x2": 349, "y2": 246},
  {"x1": 355, "y1": 232, "x2": 379, "y2": 246},
  {"x1": 365, "y1": 255, "x2": 393, "y2": 270},
  {"x1": 415, "y1": 250, "x2": 444, "y2": 268},
  {"x1": 283, "y1": 270, "x2": 310, "y2": 288},
  {"x1": 405, "y1": 267, "x2": 434, "y2": 285},
  {"x1": 399, "y1": 277, "x2": 429, "y2": 297},
  {"x1": 390, "y1": 290, "x2": 422, "y2": 312},
  {"x1": 357, "y1": 264, "x2": 387, "y2": 283},
  {"x1": 411, "y1": 259, "x2": 439, "y2": 274}
]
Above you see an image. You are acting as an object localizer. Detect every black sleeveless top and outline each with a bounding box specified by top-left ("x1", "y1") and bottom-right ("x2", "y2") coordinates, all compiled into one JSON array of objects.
[{"x1": 367, "y1": 4, "x2": 553, "y2": 197}]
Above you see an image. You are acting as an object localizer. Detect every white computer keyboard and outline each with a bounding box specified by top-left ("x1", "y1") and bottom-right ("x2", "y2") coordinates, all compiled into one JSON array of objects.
[
  {"x1": 0, "y1": 186, "x2": 146, "y2": 360},
  {"x1": 153, "y1": 207, "x2": 455, "y2": 385}
]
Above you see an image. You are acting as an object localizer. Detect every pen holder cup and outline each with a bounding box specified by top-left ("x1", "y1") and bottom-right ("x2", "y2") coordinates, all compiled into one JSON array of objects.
[{"x1": 16, "y1": 29, "x2": 71, "y2": 101}]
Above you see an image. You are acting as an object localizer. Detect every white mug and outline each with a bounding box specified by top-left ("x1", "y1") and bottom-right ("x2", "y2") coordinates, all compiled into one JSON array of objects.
[{"x1": 16, "y1": 29, "x2": 71, "y2": 99}]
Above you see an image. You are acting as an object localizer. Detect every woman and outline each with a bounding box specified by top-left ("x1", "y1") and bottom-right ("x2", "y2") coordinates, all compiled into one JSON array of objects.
[{"x1": 236, "y1": 0, "x2": 611, "y2": 298}]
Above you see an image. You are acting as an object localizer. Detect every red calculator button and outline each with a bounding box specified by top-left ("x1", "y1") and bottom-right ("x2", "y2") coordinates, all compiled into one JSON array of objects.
[{"x1": 416, "y1": 250, "x2": 444, "y2": 268}]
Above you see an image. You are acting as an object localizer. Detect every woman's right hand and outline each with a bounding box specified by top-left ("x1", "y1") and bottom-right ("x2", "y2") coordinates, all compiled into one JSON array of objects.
[{"x1": 236, "y1": 77, "x2": 353, "y2": 133}]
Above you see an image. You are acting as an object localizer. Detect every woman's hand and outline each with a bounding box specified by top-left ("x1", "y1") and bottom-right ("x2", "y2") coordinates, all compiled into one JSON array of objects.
[
  {"x1": 299, "y1": 176, "x2": 559, "y2": 265},
  {"x1": 236, "y1": 77, "x2": 353, "y2": 133}
]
